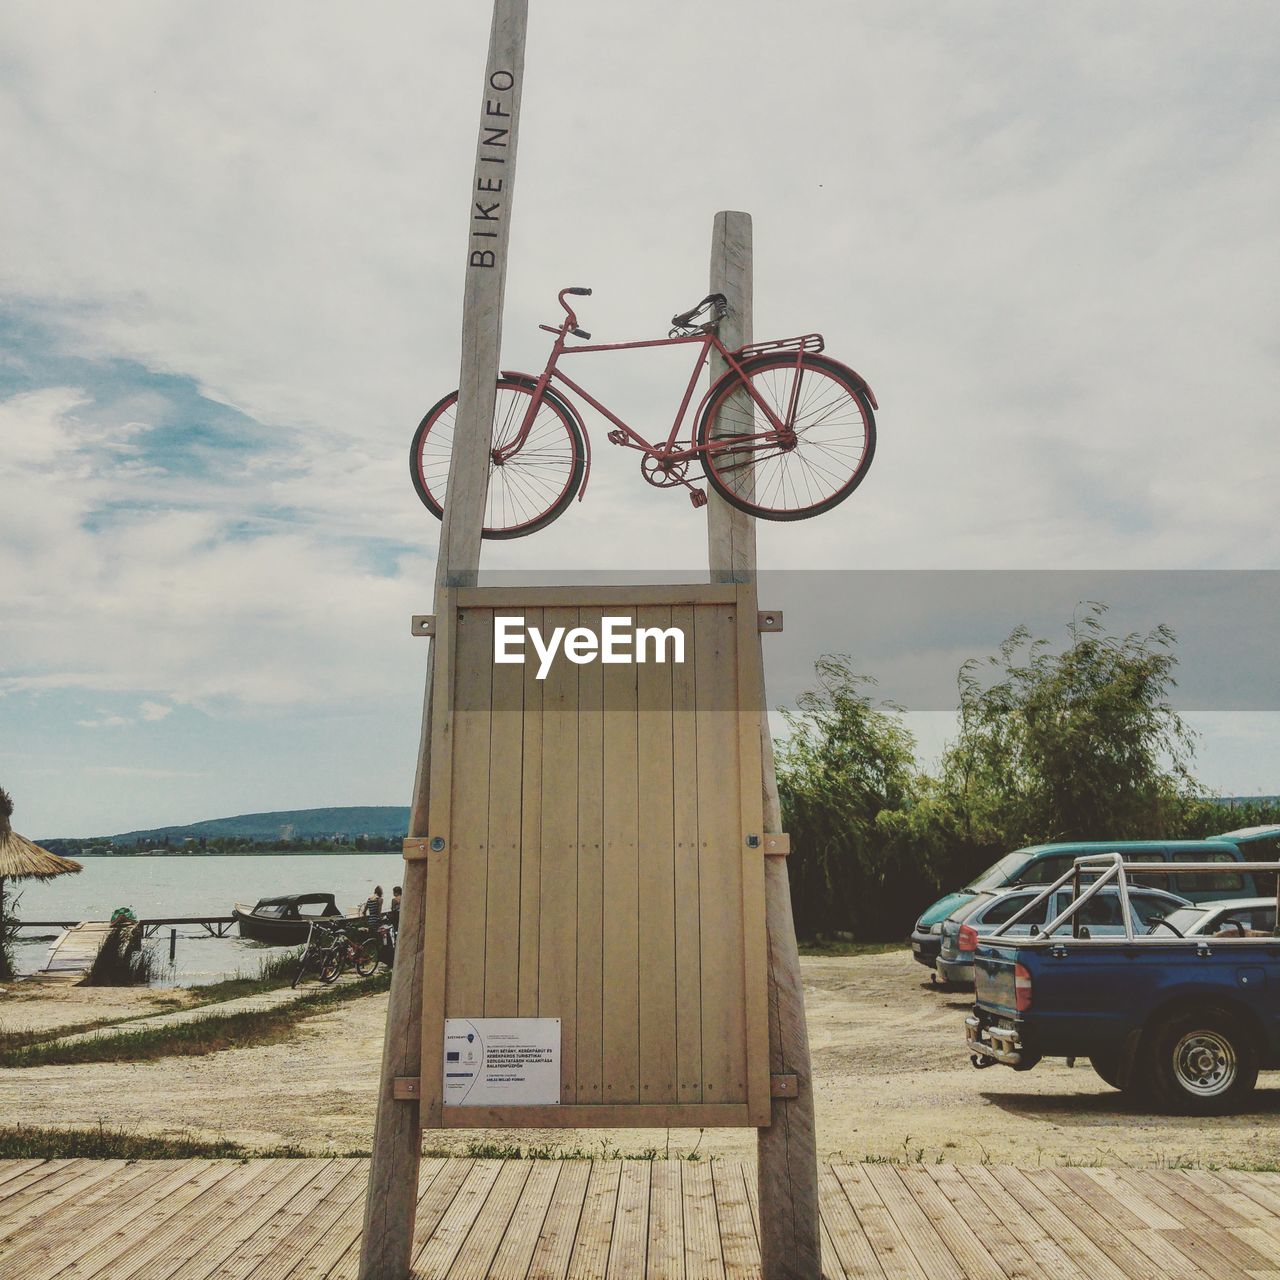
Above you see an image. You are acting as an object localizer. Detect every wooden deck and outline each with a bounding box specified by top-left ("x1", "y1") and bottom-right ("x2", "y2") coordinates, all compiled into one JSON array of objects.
[{"x1": 1, "y1": 1156, "x2": 1277, "y2": 1279}]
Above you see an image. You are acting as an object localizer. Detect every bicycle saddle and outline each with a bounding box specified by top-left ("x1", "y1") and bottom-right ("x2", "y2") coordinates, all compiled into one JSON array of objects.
[{"x1": 669, "y1": 293, "x2": 728, "y2": 337}]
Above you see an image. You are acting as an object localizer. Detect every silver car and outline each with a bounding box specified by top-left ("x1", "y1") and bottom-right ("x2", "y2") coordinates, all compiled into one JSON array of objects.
[
  {"x1": 1152, "y1": 896, "x2": 1277, "y2": 938},
  {"x1": 935, "y1": 883, "x2": 1190, "y2": 985}
]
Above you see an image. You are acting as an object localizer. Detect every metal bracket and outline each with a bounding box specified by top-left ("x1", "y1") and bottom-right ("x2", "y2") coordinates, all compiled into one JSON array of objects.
[
  {"x1": 762, "y1": 833, "x2": 791, "y2": 857},
  {"x1": 411, "y1": 615, "x2": 436, "y2": 637},
  {"x1": 393, "y1": 1076, "x2": 422, "y2": 1100},
  {"x1": 757, "y1": 610, "x2": 783, "y2": 632},
  {"x1": 402, "y1": 838, "x2": 431, "y2": 861},
  {"x1": 770, "y1": 1073, "x2": 799, "y2": 1099}
]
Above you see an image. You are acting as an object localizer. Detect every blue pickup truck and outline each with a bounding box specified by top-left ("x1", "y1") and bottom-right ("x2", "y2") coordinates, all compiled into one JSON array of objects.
[{"x1": 966, "y1": 854, "x2": 1280, "y2": 1114}]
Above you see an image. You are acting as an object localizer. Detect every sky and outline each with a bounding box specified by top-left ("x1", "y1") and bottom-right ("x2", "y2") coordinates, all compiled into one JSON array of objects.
[{"x1": 1, "y1": 1, "x2": 1278, "y2": 836}]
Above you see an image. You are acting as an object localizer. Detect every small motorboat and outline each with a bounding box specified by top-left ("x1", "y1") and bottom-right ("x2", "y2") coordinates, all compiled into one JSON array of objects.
[{"x1": 232, "y1": 893, "x2": 344, "y2": 944}]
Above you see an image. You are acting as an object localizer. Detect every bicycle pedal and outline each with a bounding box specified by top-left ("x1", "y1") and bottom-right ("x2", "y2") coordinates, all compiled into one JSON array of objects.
[
  {"x1": 689, "y1": 488, "x2": 708, "y2": 509},
  {"x1": 606, "y1": 429, "x2": 628, "y2": 445}
]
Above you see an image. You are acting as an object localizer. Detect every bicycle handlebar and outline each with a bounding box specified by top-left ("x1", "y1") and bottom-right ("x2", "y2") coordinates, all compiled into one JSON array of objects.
[{"x1": 564, "y1": 287, "x2": 592, "y2": 297}]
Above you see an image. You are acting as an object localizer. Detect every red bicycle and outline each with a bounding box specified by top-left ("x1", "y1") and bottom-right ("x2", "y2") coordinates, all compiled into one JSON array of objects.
[{"x1": 410, "y1": 287, "x2": 878, "y2": 538}]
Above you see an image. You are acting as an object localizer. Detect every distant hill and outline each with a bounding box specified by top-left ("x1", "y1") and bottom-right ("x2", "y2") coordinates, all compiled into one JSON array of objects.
[{"x1": 107, "y1": 806, "x2": 410, "y2": 844}]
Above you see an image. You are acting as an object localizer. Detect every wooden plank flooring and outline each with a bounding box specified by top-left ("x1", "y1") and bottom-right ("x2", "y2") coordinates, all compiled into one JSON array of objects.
[{"x1": 0, "y1": 1158, "x2": 1276, "y2": 1279}]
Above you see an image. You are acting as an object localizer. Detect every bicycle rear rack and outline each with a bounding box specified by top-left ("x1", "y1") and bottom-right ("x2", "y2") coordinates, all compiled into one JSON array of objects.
[{"x1": 736, "y1": 334, "x2": 824, "y2": 359}]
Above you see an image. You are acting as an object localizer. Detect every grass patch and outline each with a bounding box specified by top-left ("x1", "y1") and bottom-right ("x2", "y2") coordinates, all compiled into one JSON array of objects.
[
  {"x1": 179, "y1": 949, "x2": 304, "y2": 1008},
  {"x1": 797, "y1": 939, "x2": 908, "y2": 957},
  {"x1": 0, "y1": 1122, "x2": 371, "y2": 1160},
  {"x1": 0, "y1": 971, "x2": 390, "y2": 1068}
]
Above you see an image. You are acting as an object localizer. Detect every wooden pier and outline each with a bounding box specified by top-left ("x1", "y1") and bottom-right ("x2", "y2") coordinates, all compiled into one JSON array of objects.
[{"x1": 0, "y1": 1156, "x2": 1277, "y2": 1279}]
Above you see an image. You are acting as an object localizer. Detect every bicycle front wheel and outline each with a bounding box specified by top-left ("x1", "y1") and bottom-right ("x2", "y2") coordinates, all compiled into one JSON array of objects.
[
  {"x1": 353, "y1": 939, "x2": 378, "y2": 978},
  {"x1": 410, "y1": 378, "x2": 586, "y2": 539},
  {"x1": 695, "y1": 353, "x2": 876, "y2": 520},
  {"x1": 319, "y1": 950, "x2": 344, "y2": 984}
]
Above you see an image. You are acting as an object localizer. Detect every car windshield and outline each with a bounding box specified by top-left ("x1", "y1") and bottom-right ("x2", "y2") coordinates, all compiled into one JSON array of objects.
[
  {"x1": 965, "y1": 852, "x2": 1030, "y2": 893},
  {"x1": 1158, "y1": 906, "x2": 1208, "y2": 934}
]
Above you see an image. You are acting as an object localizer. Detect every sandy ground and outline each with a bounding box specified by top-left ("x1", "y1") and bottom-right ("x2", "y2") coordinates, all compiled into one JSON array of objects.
[{"x1": 1, "y1": 950, "x2": 1277, "y2": 1166}]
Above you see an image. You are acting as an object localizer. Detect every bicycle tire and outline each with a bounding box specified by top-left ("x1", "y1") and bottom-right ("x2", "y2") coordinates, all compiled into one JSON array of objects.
[
  {"x1": 291, "y1": 955, "x2": 311, "y2": 989},
  {"x1": 410, "y1": 377, "x2": 586, "y2": 539},
  {"x1": 353, "y1": 939, "x2": 378, "y2": 978},
  {"x1": 695, "y1": 352, "x2": 876, "y2": 520},
  {"x1": 319, "y1": 950, "x2": 344, "y2": 984}
]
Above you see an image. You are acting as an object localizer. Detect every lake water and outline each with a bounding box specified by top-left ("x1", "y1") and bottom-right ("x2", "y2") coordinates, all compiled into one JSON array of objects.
[{"x1": 8, "y1": 853, "x2": 405, "y2": 986}]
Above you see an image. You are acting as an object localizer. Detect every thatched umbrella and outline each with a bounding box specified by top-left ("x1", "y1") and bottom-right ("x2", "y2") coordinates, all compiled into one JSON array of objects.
[{"x1": 0, "y1": 787, "x2": 82, "y2": 975}]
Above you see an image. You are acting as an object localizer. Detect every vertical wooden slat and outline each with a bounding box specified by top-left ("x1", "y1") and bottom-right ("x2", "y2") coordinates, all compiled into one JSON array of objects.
[
  {"x1": 575, "y1": 605, "x2": 605, "y2": 1105},
  {"x1": 602, "y1": 607, "x2": 640, "y2": 1105},
  {"x1": 539, "y1": 605, "x2": 580, "y2": 1104},
  {"x1": 671, "y1": 603, "x2": 703, "y2": 1105},
  {"x1": 419, "y1": 589, "x2": 458, "y2": 1128},
  {"x1": 637, "y1": 604, "x2": 678, "y2": 1105},
  {"x1": 694, "y1": 604, "x2": 747, "y2": 1105},
  {"x1": 734, "y1": 585, "x2": 770, "y2": 1126},
  {"x1": 445, "y1": 606, "x2": 495, "y2": 1020},
  {"x1": 485, "y1": 608, "x2": 526, "y2": 1017},
  {"x1": 518, "y1": 606, "x2": 545, "y2": 1017},
  {"x1": 647, "y1": 1161, "x2": 685, "y2": 1280}
]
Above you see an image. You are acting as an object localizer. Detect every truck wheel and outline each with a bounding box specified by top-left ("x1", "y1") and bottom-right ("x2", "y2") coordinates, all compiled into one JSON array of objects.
[
  {"x1": 1144, "y1": 1007, "x2": 1259, "y2": 1115},
  {"x1": 1089, "y1": 1054, "x2": 1123, "y2": 1089}
]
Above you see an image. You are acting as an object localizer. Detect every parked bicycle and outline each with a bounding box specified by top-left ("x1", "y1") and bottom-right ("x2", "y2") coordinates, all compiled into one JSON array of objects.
[
  {"x1": 410, "y1": 288, "x2": 878, "y2": 537},
  {"x1": 292, "y1": 920, "x2": 342, "y2": 988}
]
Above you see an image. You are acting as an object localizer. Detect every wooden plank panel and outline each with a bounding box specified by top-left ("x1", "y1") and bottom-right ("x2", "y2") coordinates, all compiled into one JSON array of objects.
[
  {"x1": 984, "y1": 1165, "x2": 1134, "y2": 1280},
  {"x1": 412, "y1": 1158, "x2": 503, "y2": 1279},
  {"x1": 693, "y1": 604, "x2": 747, "y2": 1106},
  {"x1": 680, "y1": 1160, "x2": 726, "y2": 1280},
  {"x1": 861, "y1": 1165, "x2": 966, "y2": 1280},
  {"x1": 712, "y1": 1161, "x2": 759, "y2": 1280},
  {"x1": 830, "y1": 1164, "x2": 928, "y2": 1280},
  {"x1": 816, "y1": 1164, "x2": 885, "y2": 1280},
  {"x1": 637, "y1": 605, "x2": 678, "y2": 1107},
  {"x1": 91, "y1": 1162, "x2": 276, "y2": 1280},
  {"x1": 733, "y1": 587, "x2": 769, "y2": 1126},
  {"x1": 670, "y1": 603, "x2": 702, "y2": 1106},
  {"x1": 527, "y1": 1160, "x2": 592, "y2": 1280},
  {"x1": 485, "y1": 1159, "x2": 561, "y2": 1280},
  {"x1": 518, "y1": 606, "x2": 546, "y2": 1018},
  {"x1": 566, "y1": 1160, "x2": 620, "y2": 1280},
  {"x1": 953, "y1": 1165, "x2": 1090, "y2": 1279},
  {"x1": 1026, "y1": 1169, "x2": 1201, "y2": 1280},
  {"x1": 439, "y1": 1104, "x2": 751, "y2": 1129},
  {"x1": 243, "y1": 1160, "x2": 368, "y2": 1280},
  {"x1": 57, "y1": 1160, "x2": 244, "y2": 1280},
  {"x1": 606, "y1": 1161, "x2": 651, "y2": 1280},
  {"x1": 602, "y1": 607, "x2": 640, "y2": 1106},
  {"x1": 540, "y1": 605, "x2": 581, "y2": 1105},
  {"x1": 420, "y1": 587, "x2": 459, "y2": 1128},
  {"x1": 448, "y1": 1159, "x2": 533, "y2": 1280},
  {"x1": 0, "y1": 1158, "x2": 141, "y2": 1250},
  {"x1": 892, "y1": 1166, "x2": 1007, "y2": 1280},
  {"x1": 485, "y1": 609, "x2": 526, "y2": 1018},
  {"x1": 205, "y1": 1160, "x2": 349, "y2": 1280},
  {"x1": 117, "y1": 1161, "x2": 320, "y2": 1280},
  {"x1": 0, "y1": 1159, "x2": 47, "y2": 1197},
  {"x1": 574, "y1": 605, "x2": 604, "y2": 1106},
  {"x1": 456, "y1": 585, "x2": 738, "y2": 609},
  {"x1": 645, "y1": 1161, "x2": 684, "y2": 1280},
  {"x1": 0, "y1": 1159, "x2": 131, "y2": 1242},
  {"x1": 444, "y1": 604, "x2": 495, "y2": 1021}
]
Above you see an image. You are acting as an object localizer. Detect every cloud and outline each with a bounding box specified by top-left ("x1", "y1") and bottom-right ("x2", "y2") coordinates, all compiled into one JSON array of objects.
[
  {"x1": 139, "y1": 701, "x2": 172, "y2": 722},
  {"x1": 76, "y1": 713, "x2": 130, "y2": 729}
]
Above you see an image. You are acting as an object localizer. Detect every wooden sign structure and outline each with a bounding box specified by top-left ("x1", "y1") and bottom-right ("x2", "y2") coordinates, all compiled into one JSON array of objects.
[
  {"x1": 414, "y1": 585, "x2": 772, "y2": 1130},
  {"x1": 360, "y1": 5, "x2": 821, "y2": 1277}
]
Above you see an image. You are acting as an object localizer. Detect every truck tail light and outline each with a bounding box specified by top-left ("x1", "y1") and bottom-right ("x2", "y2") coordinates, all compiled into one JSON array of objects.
[
  {"x1": 958, "y1": 924, "x2": 978, "y2": 953},
  {"x1": 1014, "y1": 962, "x2": 1033, "y2": 1012}
]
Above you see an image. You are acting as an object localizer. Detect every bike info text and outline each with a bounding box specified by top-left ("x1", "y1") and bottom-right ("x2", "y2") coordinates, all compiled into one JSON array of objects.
[
  {"x1": 469, "y1": 68, "x2": 516, "y2": 270},
  {"x1": 494, "y1": 616, "x2": 686, "y2": 681}
]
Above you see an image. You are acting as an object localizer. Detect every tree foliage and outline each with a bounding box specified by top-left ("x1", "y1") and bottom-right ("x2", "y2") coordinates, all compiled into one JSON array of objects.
[{"x1": 778, "y1": 606, "x2": 1216, "y2": 941}]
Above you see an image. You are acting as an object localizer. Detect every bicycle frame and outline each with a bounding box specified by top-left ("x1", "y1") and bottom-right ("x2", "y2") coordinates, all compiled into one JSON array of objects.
[{"x1": 492, "y1": 294, "x2": 812, "y2": 486}]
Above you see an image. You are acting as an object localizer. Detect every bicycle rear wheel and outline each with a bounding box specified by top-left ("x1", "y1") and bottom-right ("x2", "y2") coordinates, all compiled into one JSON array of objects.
[
  {"x1": 695, "y1": 353, "x2": 876, "y2": 520},
  {"x1": 353, "y1": 939, "x2": 379, "y2": 978},
  {"x1": 410, "y1": 377, "x2": 586, "y2": 539}
]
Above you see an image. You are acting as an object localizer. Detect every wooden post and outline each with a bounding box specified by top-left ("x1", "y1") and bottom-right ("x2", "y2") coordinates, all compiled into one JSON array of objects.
[
  {"x1": 359, "y1": 5, "x2": 528, "y2": 1278},
  {"x1": 707, "y1": 211, "x2": 822, "y2": 1280}
]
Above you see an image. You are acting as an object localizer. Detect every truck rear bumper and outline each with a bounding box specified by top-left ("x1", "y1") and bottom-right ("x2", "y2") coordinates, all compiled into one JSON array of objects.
[{"x1": 966, "y1": 1013, "x2": 1024, "y2": 1067}]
